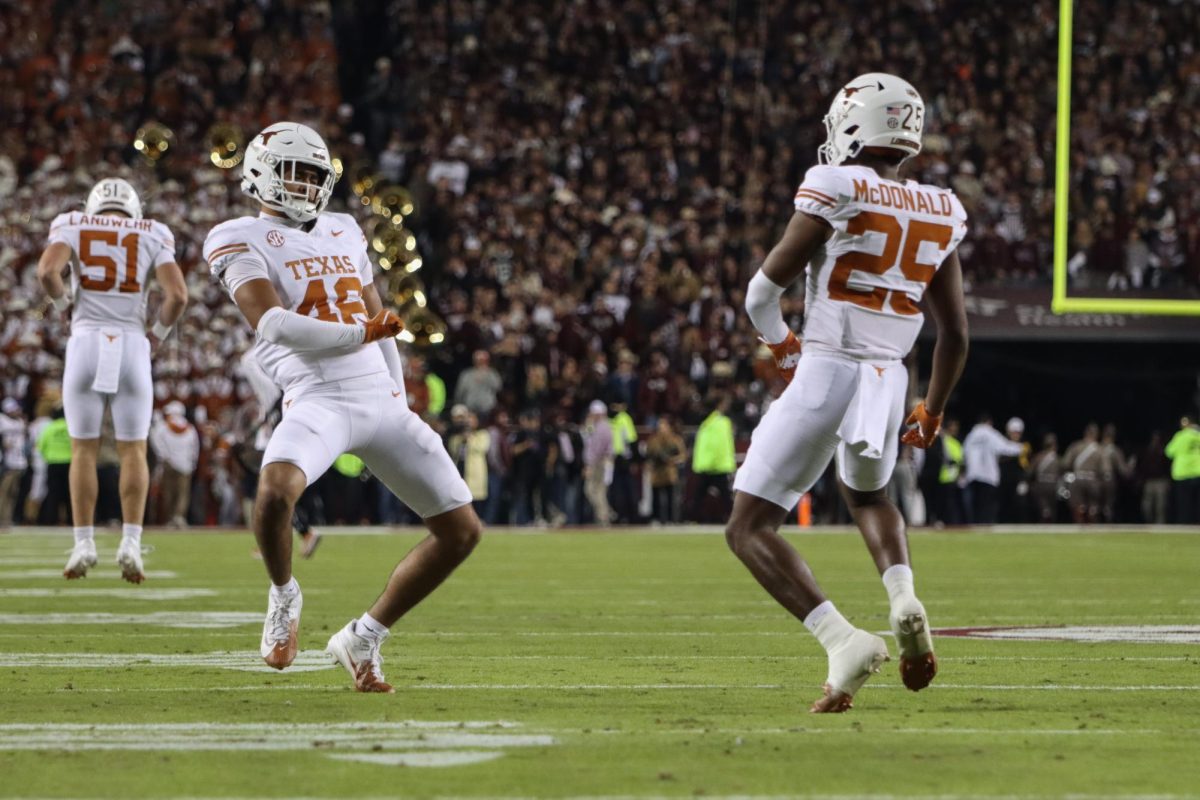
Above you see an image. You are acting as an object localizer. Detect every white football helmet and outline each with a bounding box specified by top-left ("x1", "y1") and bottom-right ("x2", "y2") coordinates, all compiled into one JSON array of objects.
[
  {"x1": 818, "y1": 73, "x2": 925, "y2": 166},
  {"x1": 85, "y1": 178, "x2": 142, "y2": 218},
  {"x1": 241, "y1": 122, "x2": 336, "y2": 223}
]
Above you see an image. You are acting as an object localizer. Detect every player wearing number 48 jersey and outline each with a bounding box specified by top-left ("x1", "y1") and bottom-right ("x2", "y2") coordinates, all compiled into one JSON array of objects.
[
  {"x1": 37, "y1": 178, "x2": 189, "y2": 584},
  {"x1": 727, "y1": 73, "x2": 970, "y2": 713},
  {"x1": 205, "y1": 121, "x2": 479, "y2": 692}
]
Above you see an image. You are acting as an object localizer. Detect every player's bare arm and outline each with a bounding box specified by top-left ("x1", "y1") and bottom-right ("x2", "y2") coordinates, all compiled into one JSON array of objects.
[
  {"x1": 149, "y1": 261, "x2": 188, "y2": 353},
  {"x1": 902, "y1": 249, "x2": 968, "y2": 449},
  {"x1": 36, "y1": 242, "x2": 73, "y2": 311},
  {"x1": 746, "y1": 211, "x2": 829, "y2": 382}
]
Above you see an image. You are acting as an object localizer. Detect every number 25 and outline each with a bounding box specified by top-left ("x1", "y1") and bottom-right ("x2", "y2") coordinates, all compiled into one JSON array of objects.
[{"x1": 827, "y1": 211, "x2": 952, "y2": 315}]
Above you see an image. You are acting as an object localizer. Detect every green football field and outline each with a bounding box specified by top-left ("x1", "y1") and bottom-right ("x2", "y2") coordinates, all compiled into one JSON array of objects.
[{"x1": 1, "y1": 527, "x2": 1198, "y2": 799}]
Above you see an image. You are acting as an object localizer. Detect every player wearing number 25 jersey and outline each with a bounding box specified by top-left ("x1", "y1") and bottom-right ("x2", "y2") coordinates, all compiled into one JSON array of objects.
[
  {"x1": 38, "y1": 178, "x2": 188, "y2": 584},
  {"x1": 206, "y1": 122, "x2": 479, "y2": 692},
  {"x1": 726, "y1": 74, "x2": 970, "y2": 713}
]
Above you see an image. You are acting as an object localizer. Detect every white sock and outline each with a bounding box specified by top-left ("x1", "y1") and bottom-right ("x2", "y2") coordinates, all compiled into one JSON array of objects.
[
  {"x1": 73, "y1": 526, "x2": 94, "y2": 546},
  {"x1": 804, "y1": 600, "x2": 855, "y2": 651},
  {"x1": 882, "y1": 564, "x2": 915, "y2": 605},
  {"x1": 356, "y1": 612, "x2": 389, "y2": 641},
  {"x1": 121, "y1": 524, "x2": 142, "y2": 546},
  {"x1": 270, "y1": 577, "x2": 299, "y2": 599}
]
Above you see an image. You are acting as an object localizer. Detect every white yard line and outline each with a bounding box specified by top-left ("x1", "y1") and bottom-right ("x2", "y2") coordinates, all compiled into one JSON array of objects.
[
  {"x1": 0, "y1": 650, "x2": 334, "y2": 671},
  {"x1": 51, "y1": 682, "x2": 1193, "y2": 693},
  {"x1": 0, "y1": 569, "x2": 177, "y2": 580},
  {"x1": 0, "y1": 588, "x2": 215, "y2": 600},
  {"x1": 0, "y1": 612, "x2": 257, "y2": 628}
]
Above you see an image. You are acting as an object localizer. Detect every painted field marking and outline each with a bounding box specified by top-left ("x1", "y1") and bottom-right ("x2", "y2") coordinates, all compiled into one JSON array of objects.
[
  {"x1": 0, "y1": 588, "x2": 215, "y2": 600},
  {"x1": 405, "y1": 683, "x2": 1200, "y2": 692},
  {"x1": 0, "y1": 612, "x2": 257, "y2": 629},
  {"x1": 327, "y1": 751, "x2": 504, "y2": 767},
  {"x1": 45, "y1": 682, "x2": 1200, "y2": 695},
  {"x1": 0, "y1": 721, "x2": 554, "y2": 768},
  {"x1": 0, "y1": 569, "x2": 177, "y2": 580},
  {"x1": 936, "y1": 625, "x2": 1200, "y2": 645},
  {"x1": 0, "y1": 649, "x2": 334, "y2": 672}
]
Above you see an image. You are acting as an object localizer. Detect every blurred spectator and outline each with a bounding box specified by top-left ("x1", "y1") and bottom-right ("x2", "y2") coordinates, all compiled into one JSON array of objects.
[
  {"x1": 35, "y1": 406, "x2": 71, "y2": 525},
  {"x1": 582, "y1": 400, "x2": 613, "y2": 525},
  {"x1": 923, "y1": 417, "x2": 965, "y2": 527},
  {"x1": 689, "y1": 395, "x2": 735, "y2": 523},
  {"x1": 1165, "y1": 417, "x2": 1200, "y2": 524},
  {"x1": 483, "y1": 409, "x2": 512, "y2": 525},
  {"x1": 1135, "y1": 431, "x2": 1171, "y2": 525},
  {"x1": 645, "y1": 416, "x2": 686, "y2": 524},
  {"x1": 0, "y1": 398, "x2": 28, "y2": 527},
  {"x1": 25, "y1": 393, "x2": 58, "y2": 522},
  {"x1": 963, "y1": 413, "x2": 1024, "y2": 525},
  {"x1": 1098, "y1": 424, "x2": 1131, "y2": 523},
  {"x1": 1028, "y1": 433, "x2": 1062, "y2": 524},
  {"x1": 447, "y1": 406, "x2": 491, "y2": 518},
  {"x1": 608, "y1": 399, "x2": 638, "y2": 524},
  {"x1": 454, "y1": 351, "x2": 502, "y2": 418},
  {"x1": 1062, "y1": 423, "x2": 1104, "y2": 523},
  {"x1": 150, "y1": 401, "x2": 199, "y2": 528},
  {"x1": 508, "y1": 409, "x2": 544, "y2": 525},
  {"x1": 997, "y1": 417, "x2": 1031, "y2": 523},
  {"x1": 546, "y1": 409, "x2": 584, "y2": 525}
]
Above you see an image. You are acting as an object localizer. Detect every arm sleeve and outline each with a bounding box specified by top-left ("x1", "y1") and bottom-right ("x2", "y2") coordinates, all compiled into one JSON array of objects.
[
  {"x1": 256, "y1": 306, "x2": 366, "y2": 351},
  {"x1": 378, "y1": 337, "x2": 405, "y2": 388},
  {"x1": 745, "y1": 269, "x2": 790, "y2": 344}
]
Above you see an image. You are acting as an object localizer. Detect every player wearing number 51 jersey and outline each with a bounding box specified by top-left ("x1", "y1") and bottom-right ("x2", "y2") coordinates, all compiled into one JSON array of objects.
[
  {"x1": 726, "y1": 74, "x2": 970, "y2": 712},
  {"x1": 37, "y1": 178, "x2": 188, "y2": 584},
  {"x1": 205, "y1": 122, "x2": 479, "y2": 692}
]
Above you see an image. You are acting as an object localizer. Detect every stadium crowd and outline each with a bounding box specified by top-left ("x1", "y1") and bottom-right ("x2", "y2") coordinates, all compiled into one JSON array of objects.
[{"x1": 1, "y1": 0, "x2": 1198, "y2": 529}]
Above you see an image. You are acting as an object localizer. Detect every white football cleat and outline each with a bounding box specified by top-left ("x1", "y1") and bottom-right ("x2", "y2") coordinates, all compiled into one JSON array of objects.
[
  {"x1": 810, "y1": 628, "x2": 890, "y2": 713},
  {"x1": 890, "y1": 596, "x2": 937, "y2": 691},
  {"x1": 260, "y1": 583, "x2": 302, "y2": 670},
  {"x1": 63, "y1": 540, "x2": 98, "y2": 579},
  {"x1": 325, "y1": 620, "x2": 394, "y2": 693},
  {"x1": 115, "y1": 539, "x2": 145, "y2": 585}
]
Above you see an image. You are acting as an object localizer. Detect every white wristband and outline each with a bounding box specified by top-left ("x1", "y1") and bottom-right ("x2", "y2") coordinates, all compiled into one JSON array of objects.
[
  {"x1": 50, "y1": 294, "x2": 70, "y2": 312},
  {"x1": 151, "y1": 320, "x2": 173, "y2": 340}
]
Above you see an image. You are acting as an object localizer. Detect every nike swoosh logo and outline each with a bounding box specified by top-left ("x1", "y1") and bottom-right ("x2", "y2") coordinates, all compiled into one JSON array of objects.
[
  {"x1": 391, "y1": 390, "x2": 403, "y2": 398},
  {"x1": 331, "y1": 230, "x2": 344, "y2": 237}
]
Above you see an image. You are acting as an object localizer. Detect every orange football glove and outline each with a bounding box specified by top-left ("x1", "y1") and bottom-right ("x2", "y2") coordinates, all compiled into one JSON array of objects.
[
  {"x1": 362, "y1": 309, "x2": 405, "y2": 343},
  {"x1": 901, "y1": 401, "x2": 943, "y2": 449},
  {"x1": 764, "y1": 330, "x2": 802, "y2": 384}
]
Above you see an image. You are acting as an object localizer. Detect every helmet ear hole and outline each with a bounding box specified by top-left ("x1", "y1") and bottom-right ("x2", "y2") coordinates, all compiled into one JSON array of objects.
[{"x1": 844, "y1": 125, "x2": 859, "y2": 135}]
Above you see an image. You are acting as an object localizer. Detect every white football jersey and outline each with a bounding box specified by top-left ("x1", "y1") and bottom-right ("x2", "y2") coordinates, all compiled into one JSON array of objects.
[
  {"x1": 203, "y1": 212, "x2": 386, "y2": 392},
  {"x1": 792, "y1": 164, "x2": 968, "y2": 360},
  {"x1": 47, "y1": 212, "x2": 177, "y2": 332}
]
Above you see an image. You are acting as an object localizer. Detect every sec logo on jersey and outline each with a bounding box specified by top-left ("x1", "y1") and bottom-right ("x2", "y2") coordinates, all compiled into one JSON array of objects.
[{"x1": 266, "y1": 230, "x2": 285, "y2": 247}]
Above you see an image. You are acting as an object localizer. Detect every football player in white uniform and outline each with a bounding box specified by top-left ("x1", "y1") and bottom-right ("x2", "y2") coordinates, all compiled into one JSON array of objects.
[
  {"x1": 727, "y1": 74, "x2": 969, "y2": 712},
  {"x1": 37, "y1": 178, "x2": 188, "y2": 583},
  {"x1": 205, "y1": 122, "x2": 480, "y2": 692}
]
